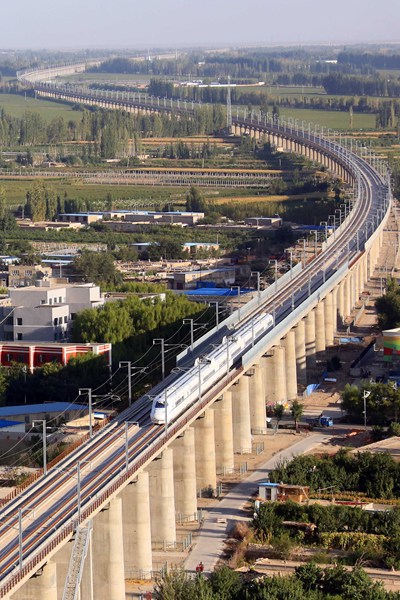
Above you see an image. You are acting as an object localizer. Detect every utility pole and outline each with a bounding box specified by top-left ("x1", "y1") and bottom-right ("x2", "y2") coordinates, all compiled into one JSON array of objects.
[
  {"x1": 79, "y1": 388, "x2": 93, "y2": 439},
  {"x1": 226, "y1": 75, "x2": 232, "y2": 132},
  {"x1": 153, "y1": 339, "x2": 165, "y2": 380}
]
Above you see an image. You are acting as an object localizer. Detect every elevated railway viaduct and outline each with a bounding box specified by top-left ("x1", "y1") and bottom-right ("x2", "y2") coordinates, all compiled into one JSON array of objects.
[{"x1": 0, "y1": 65, "x2": 391, "y2": 599}]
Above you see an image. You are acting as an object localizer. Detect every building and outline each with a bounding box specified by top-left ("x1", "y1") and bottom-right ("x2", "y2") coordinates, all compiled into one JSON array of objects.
[
  {"x1": 0, "y1": 341, "x2": 111, "y2": 372},
  {"x1": 58, "y1": 213, "x2": 103, "y2": 225},
  {"x1": 58, "y1": 210, "x2": 205, "y2": 227},
  {"x1": 0, "y1": 281, "x2": 104, "y2": 342},
  {"x1": 0, "y1": 403, "x2": 89, "y2": 430},
  {"x1": 0, "y1": 419, "x2": 25, "y2": 433},
  {"x1": 258, "y1": 482, "x2": 310, "y2": 503},
  {"x1": 0, "y1": 256, "x2": 20, "y2": 266},
  {"x1": 383, "y1": 328, "x2": 400, "y2": 361},
  {"x1": 181, "y1": 242, "x2": 220, "y2": 255},
  {"x1": 8, "y1": 264, "x2": 52, "y2": 288},
  {"x1": 244, "y1": 217, "x2": 282, "y2": 228},
  {"x1": 172, "y1": 267, "x2": 236, "y2": 290}
]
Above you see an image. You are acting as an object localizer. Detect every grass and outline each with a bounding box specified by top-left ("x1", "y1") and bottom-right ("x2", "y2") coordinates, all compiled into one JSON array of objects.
[
  {"x1": 0, "y1": 93, "x2": 82, "y2": 123},
  {"x1": 213, "y1": 191, "x2": 329, "y2": 205},
  {"x1": 278, "y1": 107, "x2": 376, "y2": 130}
]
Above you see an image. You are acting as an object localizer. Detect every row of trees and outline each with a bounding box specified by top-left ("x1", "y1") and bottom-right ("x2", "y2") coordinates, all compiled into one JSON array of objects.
[
  {"x1": 341, "y1": 381, "x2": 400, "y2": 427},
  {"x1": 153, "y1": 564, "x2": 399, "y2": 600},
  {"x1": 0, "y1": 103, "x2": 226, "y2": 152},
  {"x1": 254, "y1": 501, "x2": 400, "y2": 569},
  {"x1": 0, "y1": 352, "x2": 109, "y2": 407},
  {"x1": 270, "y1": 449, "x2": 400, "y2": 500},
  {"x1": 71, "y1": 292, "x2": 207, "y2": 365}
]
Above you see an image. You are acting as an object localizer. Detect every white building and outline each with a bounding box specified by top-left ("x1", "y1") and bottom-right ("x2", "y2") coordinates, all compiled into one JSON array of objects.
[{"x1": 0, "y1": 281, "x2": 104, "y2": 342}]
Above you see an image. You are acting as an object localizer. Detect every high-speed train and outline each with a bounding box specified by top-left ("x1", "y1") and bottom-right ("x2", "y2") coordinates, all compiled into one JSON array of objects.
[{"x1": 150, "y1": 312, "x2": 274, "y2": 425}]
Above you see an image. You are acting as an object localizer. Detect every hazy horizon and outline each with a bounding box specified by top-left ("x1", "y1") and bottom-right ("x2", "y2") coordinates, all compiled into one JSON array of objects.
[{"x1": 4, "y1": 0, "x2": 400, "y2": 50}]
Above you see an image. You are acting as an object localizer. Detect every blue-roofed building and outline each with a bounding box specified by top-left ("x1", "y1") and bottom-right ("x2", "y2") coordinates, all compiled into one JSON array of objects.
[
  {"x1": 0, "y1": 419, "x2": 25, "y2": 433},
  {"x1": 0, "y1": 403, "x2": 89, "y2": 430}
]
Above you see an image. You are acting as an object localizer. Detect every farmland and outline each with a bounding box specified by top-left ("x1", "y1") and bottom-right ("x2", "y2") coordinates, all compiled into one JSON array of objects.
[{"x1": 0, "y1": 93, "x2": 82, "y2": 123}]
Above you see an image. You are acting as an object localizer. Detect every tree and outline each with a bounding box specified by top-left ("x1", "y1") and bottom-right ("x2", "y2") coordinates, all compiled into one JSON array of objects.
[
  {"x1": 0, "y1": 186, "x2": 6, "y2": 220},
  {"x1": 186, "y1": 186, "x2": 207, "y2": 212},
  {"x1": 72, "y1": 251, "x2": 122, "y2": 287},
  {"x1": 25, "y1": 182, "x2": 46, "y2": 222},
  {"x1": 295, "y1": 563, "x2": 323, "y2": 592},
  {"x1": 291, "y1": 400, "x2": 304, "y2": 432},
  {"x1": 210, "y1": 566, "x2": 243, "y2": 600},
  {"x1": 272, "y1": 403, "x2": 284, "y2": 431},
  {"x1": 375, "y1": 278, "x2": 400, "y2": 330}
]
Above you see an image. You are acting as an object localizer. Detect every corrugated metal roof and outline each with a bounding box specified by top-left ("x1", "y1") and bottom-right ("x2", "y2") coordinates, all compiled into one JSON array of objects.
[
  {"x1": 0, "y1": 403, "x2": 88, "y2": 417},
  {"x1": 0, "y1": 419, "x2": 24, "y2": 428}
]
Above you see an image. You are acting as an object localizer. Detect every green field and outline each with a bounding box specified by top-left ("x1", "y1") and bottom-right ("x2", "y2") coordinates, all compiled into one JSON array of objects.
[
  {"x1": 0, "y1": 178, "x2": 293, "y2": 210},
  {"x1": 0, "y1": 94, "x2": 82, "y2": 123},
  {"x1": 279, "y1": 107, "x2": 376, "y2": 130}
]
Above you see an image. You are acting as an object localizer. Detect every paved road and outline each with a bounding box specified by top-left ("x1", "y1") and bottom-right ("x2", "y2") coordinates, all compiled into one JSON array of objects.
[{"x1": 185, "y1": 432, "x2": 332, "y2": 573}]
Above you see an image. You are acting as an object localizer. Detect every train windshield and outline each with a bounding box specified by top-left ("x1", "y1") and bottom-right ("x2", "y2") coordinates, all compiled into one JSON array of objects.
[{"x1": 155, "y1": 401, "x2": 165, "y2": 408}]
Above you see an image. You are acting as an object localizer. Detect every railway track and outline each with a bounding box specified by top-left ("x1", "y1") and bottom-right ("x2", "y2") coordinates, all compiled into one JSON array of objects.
[{"x1": 0, "y1": 112, "x2": 390, "y2": 596}]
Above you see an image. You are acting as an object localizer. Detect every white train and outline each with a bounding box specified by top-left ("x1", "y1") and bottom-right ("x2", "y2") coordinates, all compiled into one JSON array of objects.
[{"x1": 150, "y1": 312, "x2": 274, "y2": 425}]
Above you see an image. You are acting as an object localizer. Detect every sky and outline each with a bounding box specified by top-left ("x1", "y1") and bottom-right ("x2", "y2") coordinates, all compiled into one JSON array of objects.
[{"x1": 3, "y1": 0, "x2": 400, "y2": 49}]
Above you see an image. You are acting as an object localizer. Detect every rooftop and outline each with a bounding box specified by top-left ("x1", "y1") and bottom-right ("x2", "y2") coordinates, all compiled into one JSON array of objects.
[
  {"x1": 0, "y1": 419, "x2": 23, "y2": 428},
  {"x1": 0, "y1": 403, "x2": 89, "y2": 417}
]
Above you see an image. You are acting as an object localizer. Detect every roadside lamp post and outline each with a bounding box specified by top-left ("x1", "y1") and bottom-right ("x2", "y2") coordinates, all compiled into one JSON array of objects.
[
  {"x1": 118, "y1": 362, "x2": 147, "y2": 407},
  {"x1": 298, "y1": 238, "x2": 307, "y2": 265},
  {"x1": 269, "y1": 260, "x2": 278, "y2": 293},
  {"x1": 183, "y1": 318, "x2": 195, "y2": 352},
  {"x1": 32, "y1": 420, "x2": 48, "y2": 476},
  {"x1": 153, "y1": 338, "x2": 165, "y2": 380},
  {"x1": 208, "y1": 301, "x2": 220, "y2": 332},
  {"x1": 311, "y1": 230, "x2": 318, "y2": 257},
  {"x1": 251, "y1": 271, "x2": 261, "y2": 301},
  {"x1": 18, "y1": 508, "x2": 35, "y2": 570},
  {"x1": 76, "y1": 460, "x2": 92, "y2": 522},
  {"x1": 363, "y1": 390, "x2": 371, "y2": 431},
  {"x1": 78, "y1": 388, "x2": 93, "y2": 439},
  {"x1": 230, "y1": 286, "x2": 241, "y2": 320},
  {"x1": 284, "y1": 249, "x2": 294, "y2": 280},
  {"x1": 320, "y1": 221, "x2": 328, "y2": 241}
]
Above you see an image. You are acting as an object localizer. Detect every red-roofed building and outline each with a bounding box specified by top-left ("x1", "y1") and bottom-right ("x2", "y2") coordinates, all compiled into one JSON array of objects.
[{"x1": 0, "y1": 342, "x2": 111, "y2": 372}]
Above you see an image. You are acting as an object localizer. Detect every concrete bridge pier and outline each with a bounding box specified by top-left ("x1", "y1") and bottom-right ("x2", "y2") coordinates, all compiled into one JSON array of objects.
[
  {"x1": 231, "y1": 375, "x2": 252, "y2": 453},
  {"x1": 172, "y1": 428, "x2": 198, "y2": 521},
  {"x1": 248, "y1": 363, "x2": 267, "y2": 433},
  {"x1": 271, "y1": 346, "x2": 287, "y2": 404},
  {"x1": 11, "y1": 560, "x2": 57, "y2": 600},
  {"x1": 315, "y1": 301, "x2": 326, "y2": 354},
  {"x1": 324, "y1": 292, "x2": 334, "y2": 347},
  {"x1": 332, "y1": 288, "x2": 338, "y2": 331},
  {"x1": 81, "y1": 498, "x2": 125, "y2": 600},
  {"x1": 148, "y1": 449, "x2": 177, "y2": 546},
  {"x1": 337, "y1": 280, "x2": 345, "y2": 325},
  {"x1": 213, "y1": 392, "x2": 234, "y2": 474},
  {"x1": 343, "y1": 276, "x2": 352, "y2": 318},
  {"x1": 359, "y1": 256, "x2": 366, "y2": 294},
  {"x1": 294, "y1": 320, "x2": 307, "y2": 386},
  {"x1": 283, "y1": 330, "x2": 297, "y2": 401},
  {"x1": 121, "y1": 472, "x2": 153, "y2": 578},
  {"x1": 195, "y1": 408, "x2": 217, "y2": 492},
  {"x1": 305, "y1": 310, "x2": 316, "y2": 370}
]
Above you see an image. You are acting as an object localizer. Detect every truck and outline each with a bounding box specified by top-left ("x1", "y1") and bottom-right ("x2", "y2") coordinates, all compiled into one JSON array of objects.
[{"x1": 306, "y1": 416, "x2": 334, "y2": 428}]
